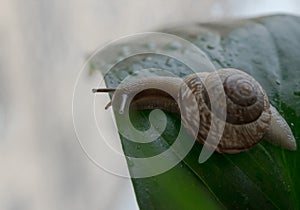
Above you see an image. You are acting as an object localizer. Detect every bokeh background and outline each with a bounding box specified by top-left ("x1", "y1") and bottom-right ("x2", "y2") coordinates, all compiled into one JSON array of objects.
[{"x1": 1, "y1": 0, "x2": 300, "y2": 209}]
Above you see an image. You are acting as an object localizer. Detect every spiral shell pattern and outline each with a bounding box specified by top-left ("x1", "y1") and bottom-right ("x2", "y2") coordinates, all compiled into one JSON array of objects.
[{"x1": 179, "y1": 68, "x2": 271, "y2": 153}]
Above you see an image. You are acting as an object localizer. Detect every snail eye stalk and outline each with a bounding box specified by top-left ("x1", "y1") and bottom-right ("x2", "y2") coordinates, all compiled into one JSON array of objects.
[
  {"x1": 92, "y1": 88, "x2": 116, "y2": 93},
  {"x1": 92, "y1": 88, "x2": 115, "y2": 110}
]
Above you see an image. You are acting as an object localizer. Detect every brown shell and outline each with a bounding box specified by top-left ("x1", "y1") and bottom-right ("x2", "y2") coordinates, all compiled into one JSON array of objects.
[{"x1": 179, "y1": 68, "x2": 271, "y2": 153}]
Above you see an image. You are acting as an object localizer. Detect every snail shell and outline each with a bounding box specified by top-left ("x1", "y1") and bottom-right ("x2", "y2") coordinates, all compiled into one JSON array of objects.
[
  {"x1": 94, "y1": 68, "x2": 296, "y2": 153},
  {"x1": 179, "y1": 69, "x2": 271, "y2": 153}
]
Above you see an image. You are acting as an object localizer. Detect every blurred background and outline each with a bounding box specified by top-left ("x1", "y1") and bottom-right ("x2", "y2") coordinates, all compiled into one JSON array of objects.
[{"x1": 0, "y1": 0, "x2": 300, "y2": 209}]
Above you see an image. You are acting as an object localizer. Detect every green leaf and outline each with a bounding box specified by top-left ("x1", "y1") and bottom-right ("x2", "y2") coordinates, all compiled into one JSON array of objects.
[{"x1": 93, "y1": 14, "x2": 300, "y2": 209}]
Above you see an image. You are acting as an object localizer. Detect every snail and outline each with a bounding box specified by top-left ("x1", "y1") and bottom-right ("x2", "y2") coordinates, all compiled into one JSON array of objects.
[{"x1": 93, "y1": 68, "x2": 297, "y2": 154}]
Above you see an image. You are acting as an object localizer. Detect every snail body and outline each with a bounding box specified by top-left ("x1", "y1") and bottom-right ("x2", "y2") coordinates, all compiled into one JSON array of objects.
[{"x1": 94, "y1": 68, "x2": 297, "y2": 153}]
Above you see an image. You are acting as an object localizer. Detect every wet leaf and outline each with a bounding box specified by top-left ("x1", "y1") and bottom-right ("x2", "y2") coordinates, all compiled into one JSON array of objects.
[{"x1": 95, "y1": 15, "x2": 300, "y2": 209}]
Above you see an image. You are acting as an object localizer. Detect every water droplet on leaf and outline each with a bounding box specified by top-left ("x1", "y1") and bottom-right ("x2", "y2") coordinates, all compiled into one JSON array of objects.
[{"x1": 294, "y1": 91, "x2": 300, "y2": 96}]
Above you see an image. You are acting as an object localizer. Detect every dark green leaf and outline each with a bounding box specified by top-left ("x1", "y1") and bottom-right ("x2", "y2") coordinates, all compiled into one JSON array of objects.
[{"x1": 93, "y1": 14, "x2": 300, "y2": 209}]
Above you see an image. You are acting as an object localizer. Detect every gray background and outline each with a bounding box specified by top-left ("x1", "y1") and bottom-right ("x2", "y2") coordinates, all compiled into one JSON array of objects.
[{"x1": 0, "y1": 0, "x2": 299, "y2": 209}]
